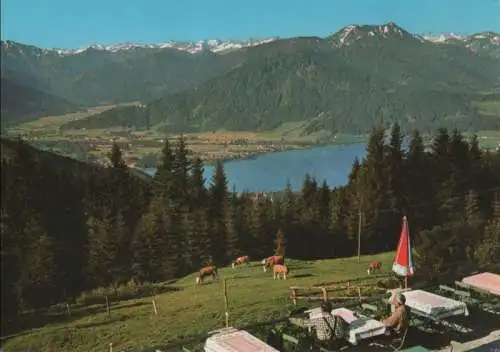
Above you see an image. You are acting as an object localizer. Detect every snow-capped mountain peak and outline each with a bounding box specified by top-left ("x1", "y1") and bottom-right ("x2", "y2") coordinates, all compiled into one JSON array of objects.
[
  {"x1": 47, "y1": 38, "x2": 279, "y2": 56},
  {"x1": 422, "y1": 32, "x2": 466, "y2": 43},
  {"x1": 331, "y1": 22, "x2": 415, "y2": 46}
]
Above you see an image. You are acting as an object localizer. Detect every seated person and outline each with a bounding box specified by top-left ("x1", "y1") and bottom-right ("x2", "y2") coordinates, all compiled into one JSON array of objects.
[
  {"x1": 381, "y1": 293, "x2": 409, "y2": 335},
  {"x1": 387, "y1": 281, "x2": 412, "y2": 313},
  {"x1": 304, "y1": 301, "x2": 346, "y2": 344}
]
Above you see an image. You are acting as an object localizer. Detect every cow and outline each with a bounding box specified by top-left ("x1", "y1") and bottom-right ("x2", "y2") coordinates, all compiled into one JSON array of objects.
[
  {"x1": 367, "y1": 261, "x2": 382, "y2": 275},
  {"x1": 196, "y1": 265, "x2": 218, "y2": 284},
  {"x1": 262, "y1": 255, "x2": 284, "y2": 272},
  {"x1": 272, "y1": 264, "x2": 289, "y2": 280},
  {"x1": 231, "y1": 255, "x2": 250, "y2": 269}
]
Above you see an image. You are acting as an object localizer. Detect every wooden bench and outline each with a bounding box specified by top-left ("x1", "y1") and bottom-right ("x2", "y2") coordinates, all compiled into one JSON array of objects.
[
  {"x1": 281, "y1": 333, "x2": 299, "y2": 345},
  {"x1": 361, "y1": 303, "x2": 379, "y2": 312},
  {"x1": 439, "y1": 285, "x2": 457, "y2": 293},
  {"x1": 454, "y1": 280, "x2": 471, "y2": 290}
]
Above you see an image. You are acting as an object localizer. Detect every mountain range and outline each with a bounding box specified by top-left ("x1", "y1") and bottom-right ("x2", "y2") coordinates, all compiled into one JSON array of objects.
[{"x1": 2, "y1": 22, "x2": 500, "y2": 134}]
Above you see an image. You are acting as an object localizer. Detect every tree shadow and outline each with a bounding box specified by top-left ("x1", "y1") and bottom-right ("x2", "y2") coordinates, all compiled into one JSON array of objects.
[
  {"x1": 229, "y1": 274, "x2": 252, "y2": 280},
  {"x1": 197, "y1": 280, "x2": 219, "y2": 286},
  {"x1": 292, "y1": 273, "x2": 314, "y2": 278},
  {"x1": 444, "y1": 309, "x2": 500, "y2": 344},
  {"x1": 2, "y1": 290, "x2": 179, "y2": 337},
  {"x1": 75, "y1": 315, "x2": 130, "y2": 329}
]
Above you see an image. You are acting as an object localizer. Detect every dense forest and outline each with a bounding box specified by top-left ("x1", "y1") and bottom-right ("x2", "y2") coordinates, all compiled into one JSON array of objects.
[{"x1": 1, "y1": 124, "x2": 500, "y2": 329}]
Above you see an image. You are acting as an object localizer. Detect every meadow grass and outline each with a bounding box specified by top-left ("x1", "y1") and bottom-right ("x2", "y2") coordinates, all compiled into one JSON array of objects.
[
  {"x1": 474, "y1": 101, "x2": 500, "y2": 117},
  {"x1": 2, "y1": 252, "x2": 396, "y2": 352},
  {"x1": 473, "y1": 130, "x2": 500, "y2": 150}
]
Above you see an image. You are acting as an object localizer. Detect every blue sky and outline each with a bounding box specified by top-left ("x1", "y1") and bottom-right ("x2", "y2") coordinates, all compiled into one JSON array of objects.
[{"x1": 2, "y1": 0, "x2": 500, "y2": 48}]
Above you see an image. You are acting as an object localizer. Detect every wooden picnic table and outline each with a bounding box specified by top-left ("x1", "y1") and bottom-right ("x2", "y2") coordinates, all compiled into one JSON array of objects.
[
  {"x1": 403, "y1": 290, "x2": 469, "y2": 320},
  {"x1": 204, "y1": 328, "x2": 279, "y2": 352},
  {"x1": 304, "y1": 307, "x2": 387, "y2": 345},
  {"x1": 461, "y1": 272, "x2": 500, "y2": 296}
]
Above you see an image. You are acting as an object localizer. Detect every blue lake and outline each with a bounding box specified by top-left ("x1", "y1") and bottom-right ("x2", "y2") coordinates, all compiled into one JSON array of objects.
[{"x1": 143, "y1": 143, "x2": 367, "y2": 192}]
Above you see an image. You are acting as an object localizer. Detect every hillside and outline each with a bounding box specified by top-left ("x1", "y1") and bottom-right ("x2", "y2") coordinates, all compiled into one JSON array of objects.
[
  {"x1": 67, "y1": 23, "x2": 500, "y2": 134},
  {"x1": 2, "y1": 24, "x2": 499, "y2": 128},
  {"x1": 0, "y1": 78, "x2": 80, "y2": 125},
  {"x1": 0, "y1": 137, "x2": 151, "y2": 181},
  {"x1": 2, "y1": 253, "x2": 396, "y2": 352},
  {"x1": 1, "y1": 40, "x2": 246, "y2": 107}
]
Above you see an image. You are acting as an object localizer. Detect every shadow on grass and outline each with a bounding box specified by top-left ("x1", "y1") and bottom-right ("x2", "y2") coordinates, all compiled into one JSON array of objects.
[
  {"x1": 292, "y1": 273, "x2": 314, "y2": 279},
  {"x1": 75, "y1": 315, "x2": 131, "y2": 329},
  {"x1": 228, "y1": 274, "x2": 252, "y2": 280},
  {"x1": 197, "y1": 280, "x2": 220, "y2": 287},
  {"x1": 1, "y1": 287, "x2": 181, "y2": 337},
  {"x1": 444, "y1": 309, "x2": 500, "y2": 344}
]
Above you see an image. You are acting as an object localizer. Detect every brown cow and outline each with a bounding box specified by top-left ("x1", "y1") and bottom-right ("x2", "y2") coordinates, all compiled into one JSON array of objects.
[
  {"x1": 262, "y1": 255, "x2": 284, "y2": 272},
  {"x1": 231, "y1": 255, "x2": 250, "y2": 269},
  {"x1": 196, "y1": 265, "x2": 218, "y2": 284},
  {"x1": 272, "y1": 264, "x2": 289, "y2": 280},
  {"x1": 367, "y1": 261, "x2": 382, "y2": 275}
]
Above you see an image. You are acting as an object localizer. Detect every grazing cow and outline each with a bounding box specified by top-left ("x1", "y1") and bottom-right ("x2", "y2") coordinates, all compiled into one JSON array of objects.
[
  {"x1": 273, "y1": 264, "x2": 289, "y2": 280},
  {"x1": 196, "y1": 265, "x2": 218, "y2": 284},
  {"x1": 367, "y1": 261, "x2": 382, "y2": 275},
  {"x1": 231, "y1": 255, "x2": 250, "y2": 269},
  {"x1": 262, "y1": 255, "x2": 284, "y2": 272}
]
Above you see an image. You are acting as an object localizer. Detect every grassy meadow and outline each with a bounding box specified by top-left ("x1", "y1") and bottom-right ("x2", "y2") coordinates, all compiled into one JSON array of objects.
[{"x1": 2, "y1": 252, "x2": 396, "y2": 352}]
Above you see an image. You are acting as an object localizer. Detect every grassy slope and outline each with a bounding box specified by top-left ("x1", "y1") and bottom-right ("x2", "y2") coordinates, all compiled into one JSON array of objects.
[
  {"x1": 3, "y1": 252, "x2": 395, "y2": 352},
  {"x1": 0, "y1": 78, "x2": 80, "y2": 125}
]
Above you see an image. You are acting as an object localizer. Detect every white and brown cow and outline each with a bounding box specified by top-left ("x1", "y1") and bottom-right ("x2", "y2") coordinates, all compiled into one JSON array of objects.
[
  {"x1": 231, "y1": 255, "x2": 250, "y2": 269},
  {"x1": 367, "y1": 261, "x2": 382, "y2": 275},
  {"x1": 262, "y1": 255, "x2": 284, "y2": 272},
  {"x1": 272, "y1": 264, "x2": 289, "y2": 280},
  {"x1": 196, "y1": 265, "x2": 218, "y2": 284}
]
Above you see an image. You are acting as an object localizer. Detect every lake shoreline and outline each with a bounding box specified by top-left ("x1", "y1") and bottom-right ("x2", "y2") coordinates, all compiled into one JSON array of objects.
[
  {"x1": 139, "y1": 140, "x2": 369, "y2": 193},
  {"x1": 204, "y1": 138, "x2": 368, "y2": 166},
  {"x1": 138, "y1": 136, "x2": 369, "y2": 169}
]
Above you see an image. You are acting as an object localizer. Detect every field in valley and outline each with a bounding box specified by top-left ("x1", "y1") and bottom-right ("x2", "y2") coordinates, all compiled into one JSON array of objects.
[
  {"x1": 5, "y1": 109, "x2": 365, "y2": 166},
  {"x1": 2, "y1": 252, "x2": 395, "y2": 352},
  {"x1": 5, "y1": 103, "x2": 499, "y2": 167}
]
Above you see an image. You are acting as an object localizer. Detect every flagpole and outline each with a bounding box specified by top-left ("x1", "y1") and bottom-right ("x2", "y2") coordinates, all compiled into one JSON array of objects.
[{"x1": 404, "y1": 216, "x2": 408, "y2": 289}]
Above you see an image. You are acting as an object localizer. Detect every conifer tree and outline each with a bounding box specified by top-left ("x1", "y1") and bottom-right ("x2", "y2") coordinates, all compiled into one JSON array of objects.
[
  {"x1": 190, "y1": 156, "x2": 207, "y2": 209},
  {"x1": 17, "y1": 216, "x2": 57, "y2": 309},
  {"x1": 356, "y1": 126, "x2": 391, "y2": 251},
  {"x1": 172, "y1": 134, "x2": 191, "y2": 203},
  {"x1": 274, "y1": 229, "x2": 286, "y2": 257},
  {"x1": 281, "y1": 181, "x2": 298, "y2": 256},
  {"x1": 404, "y1": 130, "x2": 431, "y2": 234},
  {"x1": 86, "y1": 213, "x2": 116, "y2": 287},
  {"x1": 182, "y1": 209, "x2": 211, "y2": 271},
  {"x1": 0, "y1": 209, "x2": 19, "y2": 318},
  {"x1": 153, "y1": 139, "x2": 174, "y2": 199},
  {"x1": 249, "y1": 199, "x2": 272, "y2": 258},
  {"x1": 209, "y1": 160, "x2": 229, "y2": 264},
  {"x1": 385, "y1": 123, "x2": 405, "y2": 219},
  {"x1": 225, "y1": 203, "x2": 240, "y2": 261}
]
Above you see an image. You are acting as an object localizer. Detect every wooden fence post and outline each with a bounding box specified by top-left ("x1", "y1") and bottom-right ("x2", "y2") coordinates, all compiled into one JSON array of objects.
[
  {"x1": 152, "y1": 297, "x2": 159, "y2": 316},
  {"x1": 291, "y1": 288, "x2": 297, "y2": 305},
  {"x1": 321, "y1": 287, "x2": 328, "y2": 302},
  {"x1": 66, "y1": 302, "x2": 71, "y2": 318},
  {"x1": 223, "y1": 279, "x2": 229, "y2": 328},
  {"x1": 105, "y1": 296, "x2": 111, "y2": 318},
  {"x1": 109, "y1": 342, "x2": 113, "y2": 352}
]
